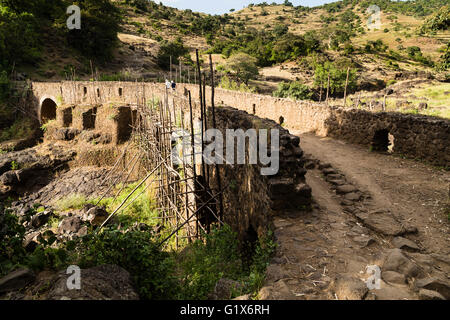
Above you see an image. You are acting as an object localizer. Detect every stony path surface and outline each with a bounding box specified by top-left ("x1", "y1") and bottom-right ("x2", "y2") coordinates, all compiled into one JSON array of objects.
[{"x1": 259, "y1": 132, "x2": 450, "y2": 300}]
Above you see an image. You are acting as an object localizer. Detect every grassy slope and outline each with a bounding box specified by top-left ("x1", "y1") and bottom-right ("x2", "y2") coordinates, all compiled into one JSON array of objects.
[{"x1": 23, "y1": 1, "x2": 449, "y2": 118}]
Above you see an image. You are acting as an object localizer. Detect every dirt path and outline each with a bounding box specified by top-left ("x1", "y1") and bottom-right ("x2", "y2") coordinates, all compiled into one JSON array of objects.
[
  {"x1": 299, "y1": 132, "x2": 450, "y2": 255},
  {"x1": 259, "y1": 133, "x2": 450, "y2": 300}
]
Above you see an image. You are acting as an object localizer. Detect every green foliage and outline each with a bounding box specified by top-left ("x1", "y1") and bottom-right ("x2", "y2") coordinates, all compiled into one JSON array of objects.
[
  {"x1": 314, "y1": 61, "x2": 357, "y2": 95},
  {"x1": 364, "y1": 39, "x2": 388, "y2": 53},
  {"x1": 219, "y1": 75, "x2": 256, "y2": 93},
  {"x1": 223, "y1": 53, "x2": 259, "y2": 85},
  {"x1": 66, "y1": 0, "x2": 121, "y2": 62},
  {"x1": 0, "y1": 6, "x2": 41, "y2": 72},
  {"x1": 10, "y1": 160, "x2": 18, "y2": 170},
  {"x1": 420, "y1": 5, "x2": 449, "y2": 33},
  {"x1": 179, "y1": 225, "x2": 242, "y2": 299},
  {"x1": 55, "y1": 182, "x2": 158, "y2": 228},
  {"x1": 74, "y1": 228, "x2": 178, "y2": 300},
  {"x1": 0, "y1": 71, "x2": 11, "y2": 102},
  {"x1": 209, "y1": 27, "x2": 321, "y2": 67},
  {"x1": 0, "y1": 210, "x2": 26, "y2": 276},
  {"x1": 0, "y1": 0, "x2": 120, "y2": 71},
  {"x1": 0, "y1": 118, "x2": 37, "y2": 143},
  {"x1": 156, "y1": 38, "x2": 190, "y2": 70},
  {"x1": 273, "y1": 81, "x2": 313, "y2": 100},
  {"x1": 438, "y1": 42, "x2": 450, "y2": 70},
  {"x1": 178, "y1": 225, "x2": 276, "y2": 299},
  {"x1": 407, "y1": 46, "x2": 434, "y2": 66}
]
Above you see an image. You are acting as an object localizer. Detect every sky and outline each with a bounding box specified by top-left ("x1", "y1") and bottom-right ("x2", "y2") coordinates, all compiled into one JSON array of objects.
[{"x1": 159, "y1": 0, "x2": 339, "y2": 15}]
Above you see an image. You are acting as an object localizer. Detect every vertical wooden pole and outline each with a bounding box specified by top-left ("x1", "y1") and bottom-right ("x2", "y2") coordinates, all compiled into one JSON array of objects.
[
  {"x1": 326, "y1": 71, "x2": 330, "y2": 106},
  {"x1": 170, "y1": 56, "x2": 172, "y2": 81},
  {"x1": 344, "y1": 67, "x2": 350, "y2": 108},
  {"x1": 209, "y1": 54, "x2": 224, "y2": 222}
]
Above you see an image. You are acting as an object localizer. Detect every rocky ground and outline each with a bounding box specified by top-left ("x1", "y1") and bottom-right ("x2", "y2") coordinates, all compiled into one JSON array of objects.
[
  {"x1": 0, "y1": 135, "x2": 138, "y2": 300},
  {"x1": 1, "y1": 122, "x2": 448, "y2": 301},
  {"x1": 259, "y1": 132, "x2": 449, "y2": 300}
]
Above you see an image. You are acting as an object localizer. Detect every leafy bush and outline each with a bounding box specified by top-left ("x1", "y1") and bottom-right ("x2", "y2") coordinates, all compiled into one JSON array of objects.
[
  {"x1": 65, "y1": 0, "x2": 121, "y2": 62},
  {"x1": 178, "y1": 225, "x2": 276, "y2": 299},
  {"x1": 0, "y1": 210, "x2": 26, "y2": 276},
  {"x1": 219, "y1": 76, "x2": 256, "y2": 93},
  {"x1": 74, "y1": 228, "x2": 178, "y2": 300},
  {"x1": 420, "y1": 5, "x2": 449, "y2": 33},
  {"x1": 438, "y1": 42, "x2": 450, "y2": 70},
  {"x1": 314, "y1": 61, "x2": 357, "y2": 95},
  {"x1": 156, "y1": 38, "x2": 190, "y2": 70},
  {"x1": 0, "y1": 6, "x2": 41, "y2": 72},
  {"x1": 273, "y1": 82, "x2": 313, "y2": 100},
  {"x1": 222, "y1": 53, "x2": 259, "y2": 85}
]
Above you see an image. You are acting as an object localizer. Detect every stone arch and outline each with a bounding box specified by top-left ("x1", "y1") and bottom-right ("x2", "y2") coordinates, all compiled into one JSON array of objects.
[{"x1": 39, "y1": 97, "x2": 57, "y2": 124}]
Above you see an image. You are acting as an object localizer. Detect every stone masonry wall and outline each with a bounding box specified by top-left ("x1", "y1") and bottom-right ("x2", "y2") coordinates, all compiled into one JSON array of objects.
[
  {"x1": 207, "y1": 106, "x2": 312, "y2": 243},
  {"x1": 180, "y1": 84, "x2": 449, "y2": 168},
  {"x1": 29, "y1": 81, "x2": 450, "y2": 168}
]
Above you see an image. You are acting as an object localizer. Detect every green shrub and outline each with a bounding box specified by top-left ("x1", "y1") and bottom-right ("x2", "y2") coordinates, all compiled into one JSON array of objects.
[
  {"x1": 314, "y1": 61, "x2": 357, "y2": 95},
  {"x1": 0, "y1": 210, "x2": 26, "y2": 276},
  {"x1": 273, "y1": 81, "x2": 313, "y2": 100},
  {"x1": 156, "y1": 38, "x2": 190, "y2": 70},
  {"x1": 178, "y1": 225, "x2": 276, "y2": 299},
  {"x1": 74, "y1": 228, "x2": 178, "y2": 300},
  {"x1": 65, "y1": 0, "x2": 121, "y2": 62}
]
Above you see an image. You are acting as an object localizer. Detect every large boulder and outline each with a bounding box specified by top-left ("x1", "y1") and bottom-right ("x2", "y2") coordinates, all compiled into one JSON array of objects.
[
  {"x1": 47, "y1": 265, "x2": 139, "y2": 300},
  {"x1": 31, "y1": 211, "x2": 52, "y2": 229},
  {"x1": 0, "y1": 268, "x2": 36, "y2": 294},
  {"x1": 83, "y1": 206, "x2": 109, "y2": 227},
  {"x1": 58, "y1": 216, "x2": 83, "y2": 235},
  {"x1": 383, "y1": 249, "x2": 423, "y2": 279},
  {"x1": 415, "y1": 277, "x2": 450, "y2": 300},
  {"x1": 209, "y1": 278, "x2": 244, "y2": 300},
  {"x1": 331, "y1": 275, "x2": 368, "y2": 300}
]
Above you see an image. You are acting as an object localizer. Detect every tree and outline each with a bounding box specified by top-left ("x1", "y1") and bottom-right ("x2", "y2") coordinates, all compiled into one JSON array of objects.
[
  {"x1": 224, "y1": 53, "x2": 259, "y2": 85},
  {"x1": 66, "y1": 0, "x2": 121, "y2": 62},
  {"x1": 156, "y1": 38, "x2": 189, "y2": 70},
  {"x1": 273, "y1": 81, "x2": 312, "y2": 100},
  {"x1": 314, "y1": 61, "x2": 356, "y2": 95},
  {"x1": 439, "y1": 42, "x2": 450, "y2": 70},
  {"x1": 273, "y1": 24, "x2": 288, "y2": 37}
]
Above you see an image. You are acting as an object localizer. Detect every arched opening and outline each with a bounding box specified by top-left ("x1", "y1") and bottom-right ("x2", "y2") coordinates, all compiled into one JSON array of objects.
[
  {"x1": 279, "y1": 116, "x2": 285, "y2": 126},
  {"x1": 252, "y1": 104, "x2": 256, "y2": 114},
  {"x1": 83, "y1": 87, "x2": 87, "y2": 96},
  {"x1": 372, "y1": 129, "x2": 394, "y2": 152},
  {"x1": 40, "y1": 98, "x2": 57, "y2": 124},
  {"x1": 118, "y1": 88, "x2": 123, "y2": 97}
]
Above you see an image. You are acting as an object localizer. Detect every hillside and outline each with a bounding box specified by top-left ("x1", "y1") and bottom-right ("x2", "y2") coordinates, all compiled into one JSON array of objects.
[{"x1": 1, "y1": 0, "x2": 449, "y2": 117}]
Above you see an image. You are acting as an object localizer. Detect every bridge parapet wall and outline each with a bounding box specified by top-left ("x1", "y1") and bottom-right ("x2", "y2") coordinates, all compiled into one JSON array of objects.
[
  {"x1": 179, "y1": 84, "x2": 449, "y2": 168},
  {"x1": 207, "y1": 106, "x2": 312, "y2": 243},
  {"x1": 30, "y1": 81, "x2": 450, "y2": 168}
]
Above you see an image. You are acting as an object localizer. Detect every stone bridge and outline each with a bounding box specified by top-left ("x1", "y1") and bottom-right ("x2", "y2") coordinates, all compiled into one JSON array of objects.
[{"x1": 28, "y1": 81, "x2": 449, "y2": 168}]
